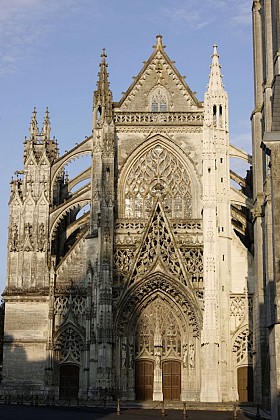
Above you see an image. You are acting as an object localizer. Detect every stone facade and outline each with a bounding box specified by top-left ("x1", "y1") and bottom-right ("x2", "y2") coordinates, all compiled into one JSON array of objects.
[
  {"x1": 1, "y1": 36, "x2": 254, "y2": 402},
  {"x1": 252, "y1": 1, "x2": 280, "y2": 417}
]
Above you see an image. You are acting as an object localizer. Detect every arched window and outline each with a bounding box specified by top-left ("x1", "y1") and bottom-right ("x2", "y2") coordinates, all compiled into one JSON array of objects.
[
  {"x1": 150, "y1": 88, "x2": 168, "y2": 112},
  {"x1": 124, "y1": 144, "x2": 192, "y2": 218}
]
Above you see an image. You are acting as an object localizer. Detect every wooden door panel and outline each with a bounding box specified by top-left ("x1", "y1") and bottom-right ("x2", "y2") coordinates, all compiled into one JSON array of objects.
[
  {"x1": 135, "y1": 360, "x2": 154, "y2": 400},
  {"x1": 237, "y1": 366, "x2": 253, "y2": 402},
  {"x1": 162, "y1": 361, "x2": 181, "y2": 401}
]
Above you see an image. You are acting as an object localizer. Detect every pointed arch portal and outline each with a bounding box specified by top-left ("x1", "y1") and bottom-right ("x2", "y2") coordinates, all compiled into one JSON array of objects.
[{"x1": 115, "y1": 279, "x2": 202, "y2": 401}]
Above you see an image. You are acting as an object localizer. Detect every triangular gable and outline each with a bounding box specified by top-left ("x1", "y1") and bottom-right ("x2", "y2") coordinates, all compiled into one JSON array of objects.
[
  {"x1": 38, "y1": 151, "x2": 50, "y2": 166},
  {"x1": 128, "y1": 201, "x2": 189, "y2": 286},
  {"x1": 116, "y1": 37, "x2": 201, "y2": 112},
  {"x1": 25, "y1": 150, "x2": 37, "y2": 167}
]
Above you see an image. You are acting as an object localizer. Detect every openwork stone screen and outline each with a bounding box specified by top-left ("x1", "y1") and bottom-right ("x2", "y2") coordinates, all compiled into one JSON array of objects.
[
  {"x1": 135, "y1": 299, "x2": 182, "y2": 358},
  {"x1": 54, "y1": 326, "x2": 83, "y2": 363},
  {"x1": 233, "y1": 329, "x2": 253, "y2": 365},
  {"x1": 124, "y1": 145, "x2": 192, "y2": 218}
]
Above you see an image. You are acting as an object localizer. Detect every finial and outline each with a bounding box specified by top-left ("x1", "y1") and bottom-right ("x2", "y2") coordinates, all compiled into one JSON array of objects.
[
  {"x1": 212, "y1": 44, "x2": 218, "y2": 57},
  {"x1": 154, "y1": 35, "x2": 165, "y2": 51},
  {"x1": 101, "y1": 48, "x2": 107, "y2": 65},
  {"x1": 208, "y1": 44, "x2": 224, "y2": 92}
]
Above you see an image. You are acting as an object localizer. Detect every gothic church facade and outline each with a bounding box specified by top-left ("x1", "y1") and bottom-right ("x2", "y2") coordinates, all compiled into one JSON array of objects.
[{"x1": 2, "y1": 36, "x2": 254, "y2": 403}]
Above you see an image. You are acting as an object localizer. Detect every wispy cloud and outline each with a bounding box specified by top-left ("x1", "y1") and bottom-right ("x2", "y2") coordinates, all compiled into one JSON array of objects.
[
  {"x1": 0, "y1": 0, "x2": 100, "y2": 76},
  {"x1": 162, "y1": 0, "x2": 251, "y2": 31},
  {"x1": 230, "y1": 2, "x2": 252, "y2": 27}
]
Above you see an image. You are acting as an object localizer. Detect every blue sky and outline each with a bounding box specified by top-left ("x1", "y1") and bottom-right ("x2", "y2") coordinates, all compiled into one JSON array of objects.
[{"x1": 0, "y1": 0, "x2": 253, "y2": 294}]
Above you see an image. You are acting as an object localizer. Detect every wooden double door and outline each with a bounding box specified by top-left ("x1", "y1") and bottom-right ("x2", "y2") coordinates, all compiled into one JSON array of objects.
[{"x1": 135, "y1": 360, "x2": 181, "y2": 401}]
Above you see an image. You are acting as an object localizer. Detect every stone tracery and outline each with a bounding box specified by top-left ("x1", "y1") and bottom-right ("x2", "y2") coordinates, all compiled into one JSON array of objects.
[
  {"x1": 233, "y1": 328, "x2": 253, "y2": 365},
  {"x1": 135, "y1": 298, "x2": 182, "y2": 358},
  {"x1": 124, "y1": 144, "x2": 192, "y2": 219},
  {"x1": 130, "y1": 204, "x2": 186, "y2": 284},
  {"x1": 54, "y1": 326, "x2": 84, "y2": 363}
]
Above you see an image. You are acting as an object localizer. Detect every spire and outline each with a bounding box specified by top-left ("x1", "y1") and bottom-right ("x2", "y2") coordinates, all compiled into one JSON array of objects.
[
  {"x1": 29, "y1": 107, "x2": 39, "y2": 139},
  {"x1": 94, "y1": 48, "x2": 113, "y2": 124},
  {"x1": 42, "y1": 107, "x2": 51, "y2": 140},
  {"x1": 208, "y1": 45, "x2": 224, "y2": 92}
]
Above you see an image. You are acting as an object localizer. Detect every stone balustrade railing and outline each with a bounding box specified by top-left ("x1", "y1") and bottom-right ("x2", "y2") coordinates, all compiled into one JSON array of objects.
[{"x1": 114, "y1": 112, "x2": 204, "y2": 125}]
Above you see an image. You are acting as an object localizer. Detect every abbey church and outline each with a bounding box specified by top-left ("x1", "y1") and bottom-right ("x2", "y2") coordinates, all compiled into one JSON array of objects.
[{"x1": 2, "y1": 3, "x2": 280, "y2": 412}]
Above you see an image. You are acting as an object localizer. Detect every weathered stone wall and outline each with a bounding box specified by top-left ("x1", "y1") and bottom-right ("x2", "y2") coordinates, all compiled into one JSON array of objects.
[{"x1": 2, "y1": 300, "x2": 48, "y2": 383}]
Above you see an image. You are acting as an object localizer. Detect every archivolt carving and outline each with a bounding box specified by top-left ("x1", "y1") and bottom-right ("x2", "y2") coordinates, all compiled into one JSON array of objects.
[{"x1": 115, "y1": 274, "x2": 202, "y2": 338}]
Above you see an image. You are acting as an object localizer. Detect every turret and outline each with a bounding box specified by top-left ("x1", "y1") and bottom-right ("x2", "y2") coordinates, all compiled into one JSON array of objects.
[
  {"x1": 201, "y1": 45, "x2": 230, "y2": 402},
  {"x1": 6, "y1": 108, "x2": 58, "y2": 293}
]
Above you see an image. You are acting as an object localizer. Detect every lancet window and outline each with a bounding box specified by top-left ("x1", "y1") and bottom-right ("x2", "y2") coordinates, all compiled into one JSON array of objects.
[
  {"x1": 124, "y1": 145, "x2": 192, "y2": 218},
  {"x1": 151, "y1": 88, "x2": 168, "y2": 112}
]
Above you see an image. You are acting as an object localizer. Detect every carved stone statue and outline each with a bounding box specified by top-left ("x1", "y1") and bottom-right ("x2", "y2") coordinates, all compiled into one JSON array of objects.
[
  {"x1": 189, "y1": 344, "x2": 195, "y2": 369},
  {"x1": 122, "y1": 342, "x2": 127, "y2": 368},
  {"x1": 10, "y1": 223, "x2": 19, "y2": 251}
]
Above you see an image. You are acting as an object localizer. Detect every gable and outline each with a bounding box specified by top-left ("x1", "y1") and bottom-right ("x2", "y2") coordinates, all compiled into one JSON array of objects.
[
  {"x1": 129, "y1": 201, "x2": 189, "y2": 286},
  {"x1": 116, "y1": 37, "x2": 202, "y2": 112}
]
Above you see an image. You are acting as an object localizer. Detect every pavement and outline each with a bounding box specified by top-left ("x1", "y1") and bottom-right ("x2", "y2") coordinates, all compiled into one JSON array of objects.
[{"x1": 0, "y1": 403, "x2": 271, "y2": 420}]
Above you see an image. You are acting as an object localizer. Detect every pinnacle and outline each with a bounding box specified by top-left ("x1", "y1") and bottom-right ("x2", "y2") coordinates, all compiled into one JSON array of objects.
[
  {"x1": 208, "y1": 44, "x2": 224, "y2": 92},
  {"x1": 93, "y1": 47, "x2": 113, "y2": 124},
  {"x1": 29, "y1": 107, "x2": 39, "y2": 139},
  {"x1": 42, "y1": 107, "x2": 51, "y2": 139}
]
